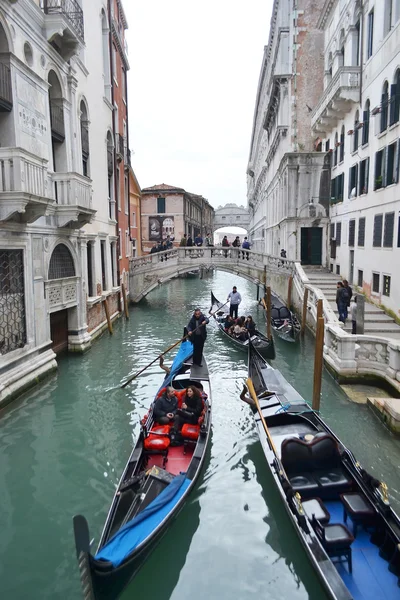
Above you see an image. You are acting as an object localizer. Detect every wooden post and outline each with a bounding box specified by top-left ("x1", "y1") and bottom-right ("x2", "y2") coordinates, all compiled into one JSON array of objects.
[
  {"x1": 301, "y1": 287, "x2": 308, "y2": 336},
  {"x1": 266, "y1": 286, "x2": 272, "y2": 340},
  {"x1": 312, "y1": 316, "x2": 325, "y2": 411},
  {"x1": 121, "y1": 283, "x2": 129, "y2": 320},
  {"x1": 103, "y1": 298, "x2": 113, "y2": 334},
  {"x1": 287, "y1": 275, "x2": 293, "y2": 309},
  {"x1": 317, "y1": 298, "x2": 323, "y2": 320}
]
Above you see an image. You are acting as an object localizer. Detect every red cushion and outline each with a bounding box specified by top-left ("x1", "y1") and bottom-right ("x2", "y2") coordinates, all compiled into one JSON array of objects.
[
  {"x1": 144, "y1": 435, "x2": 170, "y2": 451},
  {"x1": 157, "y1": 387, "x2": 167, "y2": 399},
  {"x1": 181, "y1": 423, "x2": 200, "y2": 440},
  {"x1": 151, "y1": 424, "x2": 171, "y2": 435},
  {"x1": 174, "y1": 389, "x2": 186, "y2": 408}
]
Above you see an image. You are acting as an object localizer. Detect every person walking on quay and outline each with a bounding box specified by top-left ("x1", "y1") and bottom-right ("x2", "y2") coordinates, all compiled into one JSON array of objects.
[
  {"x1": 227, "y1": 285, "x2": 242, "y2": 320},
  {"x1": 187, "y1": 308, "x2": 209, "y2": 366},
  {"x1": 336, "y1": 281, "x2": 348, "y2": 323},
  {"x1": 242, "y1": 237, "x2": 251, "y2": 260},
  {"x1": 342, "y1": 279, "x2": 352, "y2": 321},
  {"x1": 180, "y1": 234, "x2": 187, "y2": 246},
  {"x1": 194, "y1": 233, "x2": 203, "y2": 246},
  {"x1": 350, "y1": 295, "x2": 357, "y2": 334}
]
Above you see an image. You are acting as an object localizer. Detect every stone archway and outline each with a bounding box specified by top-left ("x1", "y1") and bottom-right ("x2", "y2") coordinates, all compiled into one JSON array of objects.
[{"x1": 213, "y1": 203, "x2": 250, "y2": 233}]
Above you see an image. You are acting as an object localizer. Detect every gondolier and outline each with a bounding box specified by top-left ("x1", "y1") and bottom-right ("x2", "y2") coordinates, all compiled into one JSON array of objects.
[
  {"x1": 227, "y1": 286, "x2": 242, "y2": 320},
  {"x1": 187, "y1": 308, "x2": 209, "y2": 367}
]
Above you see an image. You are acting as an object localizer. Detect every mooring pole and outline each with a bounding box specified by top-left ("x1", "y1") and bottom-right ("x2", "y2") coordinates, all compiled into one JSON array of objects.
[
  {"x1": 266, "y1": 286, "x2": 272, "y2": 340},
  {"x1": 301, "y1": 287, "x2": 308, "y2": 336},
  {"x1": 287, "y1": 275, "x2": 293, "y2": 309},
  {"x1": 312, "y1": 316, "x2": 325, "y2": 411},
  {"x1": 103, "y1": 297, "x2": 113, "y2": 334},
  {"x1": 317, "y1": 298, "x2": 323, "y2": 320},
  {"x1": 121, "y1": 283, "x2": 129, "y2": 320}
]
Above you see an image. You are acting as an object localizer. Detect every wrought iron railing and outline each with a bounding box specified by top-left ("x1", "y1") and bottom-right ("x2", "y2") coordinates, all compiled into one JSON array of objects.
[
  {"x1": 50, "y1": 101, "x2": 65, "y2": 140},
  {"x1": 116, "y1": 133, "x2": 126, "y2": 162},
  {"x1": 0, "y1": 250, "x2": 27, "y2": 355},
  {"x1": 0, "y1": 62, "x2": 12, "y2": 110},
  {"x1": 42, "y1": 0, "x2": 85, "y2": 42}
]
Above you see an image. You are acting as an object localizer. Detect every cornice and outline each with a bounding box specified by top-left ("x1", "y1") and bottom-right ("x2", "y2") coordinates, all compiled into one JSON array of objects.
[{"x1": 317, "y1": 0, "x2": 338, "y2": 30}]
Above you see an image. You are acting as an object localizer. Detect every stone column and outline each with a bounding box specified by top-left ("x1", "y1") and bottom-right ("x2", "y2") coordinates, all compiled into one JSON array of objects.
[{"x1": 356, "y1": 295, "x2": 365, "y2": 334}]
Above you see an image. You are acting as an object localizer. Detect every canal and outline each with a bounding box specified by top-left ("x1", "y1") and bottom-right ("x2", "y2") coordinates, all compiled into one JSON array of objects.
[{"x1": 1, "y1": 271, "x2": 400, "y2": 600}]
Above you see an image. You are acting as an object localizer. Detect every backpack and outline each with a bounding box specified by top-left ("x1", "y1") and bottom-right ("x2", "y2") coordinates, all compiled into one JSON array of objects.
[
  {"x1": 242, "y1": 241, "x2": 250, "y2": 249},
  {"x1": 341, "y1": 287, "x2": 350, "y2": 303}
]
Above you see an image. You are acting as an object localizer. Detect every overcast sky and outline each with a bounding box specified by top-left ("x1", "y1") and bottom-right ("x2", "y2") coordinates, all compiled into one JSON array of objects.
[{"x1": 124, "y1": 0, "x2": 273, "y2": 210}]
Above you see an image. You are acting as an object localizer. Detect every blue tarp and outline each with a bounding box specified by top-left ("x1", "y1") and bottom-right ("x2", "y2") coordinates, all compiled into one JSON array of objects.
[
  {"x1": 159, "y1": 339, "x2": 193, "y2": 391},
  {"x1": 95, "y1": 474, "x2": 191, "y2": 567}
]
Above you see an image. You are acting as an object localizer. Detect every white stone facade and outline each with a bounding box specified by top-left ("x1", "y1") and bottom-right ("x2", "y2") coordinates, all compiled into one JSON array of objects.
[
  {"x1": 0, "y1": 0, "x2": 122, "y2": 405},
  {"x1": 247, "y1": 0, "x2": 329, "y2": 265},
  {"x1": 312, "y1": 0, "x2": 400, "y2": 316}
]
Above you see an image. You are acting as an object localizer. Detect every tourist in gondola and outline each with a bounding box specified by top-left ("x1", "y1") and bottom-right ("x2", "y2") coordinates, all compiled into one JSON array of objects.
[
  {"x1": 153, "y1": 386, "x2": 178, "y2": 424},
  {"x1": 224, "y1": 314, "x2": 234, "y2": 332},
  {"x1": 245, "y1": 315, "x2": 256, "y2": 335},
  {"x1": 227, "y1": 285, "x2": 242, "y2": 319},
  {"x1": 170, "y1": 385, "x2": 203, "y2": 444},
  {"x1": 187, "y1": 307, "x2": 209, "y2": 366},
  {"x1": 233, "y1": 316, "x2": 247, "y2": 341}
]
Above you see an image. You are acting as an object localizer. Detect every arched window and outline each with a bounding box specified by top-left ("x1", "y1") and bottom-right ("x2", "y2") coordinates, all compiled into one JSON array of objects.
[
  {"x1": 107, "y1": 131, "x2": 114, "y2": 219},
  {"x1": 353, "y1": 110, "x2": 359, "y2": 151},
  {"x1": 362, "y1": 99, "x2": 370, "y2": 145},
  {"x1": 339, "y1": 29, "x2": 345, "y2": 67},
  {"x1": 381, "y1": 81, "x2": 389, "y2": 132},
  {"x1": 340, "y1": 125, "x2": 345, "y2": 162},
  {"x1": 101, "y1": 10, "x2": 111, "y2": 102},
  {"x1": 48, "y1": 244, "x2": 75, "y2": 279},
  {"x1": 390, "y1": 69, "x2": 400, "y2": 125},
  {"x1": 0, "y1": 22, "x2": 13, "y2": 145},
  {"x1": 334, "y1": 132, "x2": 338, "y2": 166},
  {"x1": 80, "y1": 99, "x2": 90, "y2": 177},
  {"x1": 48, "y1": 70, "x2": 67, "y2": 178}
]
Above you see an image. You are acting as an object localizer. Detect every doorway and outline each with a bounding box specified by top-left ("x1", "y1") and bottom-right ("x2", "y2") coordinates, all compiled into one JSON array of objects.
[
  {"x1": 349, "y1": 250, "x2": 354, "y2": 284},
  {"x1": 300, "y1": 227, "x2": 322, "y2": 265},
  {"x1": 50, "y1": 309, "x2": 69, "y2": 354}
]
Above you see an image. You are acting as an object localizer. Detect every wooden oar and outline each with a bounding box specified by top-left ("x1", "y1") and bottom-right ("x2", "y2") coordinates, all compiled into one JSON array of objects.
[
  {"x1": 121, "y1": 304, "x2": 227, "y2": 389},
  {"x1": 208, "y1": 299, "x2": 229, "y2": 316}
]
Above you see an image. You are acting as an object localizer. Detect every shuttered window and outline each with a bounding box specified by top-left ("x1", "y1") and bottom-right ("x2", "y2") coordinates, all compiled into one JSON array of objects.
[
  {"x1": 373, "y1": 214, "x2": 383, "y2": 247},
  {"x1": 336, "y1": 222, "x2": 342, "y2": 246},
  {"x1": 330, "y1": 223, "x2": 335, "y2": 239},
  {"x1": 372, "y1": 273, "x2": 380, "y2": 293},
  {"x1": 348, "y1": 220, "x2": 356, "y2": 247},
  {"x1": 383, "y1": 275, "x2": 391, "y2": 296},
  {"x1": 383, "y1": 212, "x2": 395, "y2": 247},
  {"x1": 358, "y1": 217, "x2": 366, "y2": 246}
]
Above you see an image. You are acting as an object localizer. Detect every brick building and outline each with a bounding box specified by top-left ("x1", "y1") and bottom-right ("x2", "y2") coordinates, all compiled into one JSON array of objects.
[{"x1": 129, "y1": 167, "x2": 142, "y2": 258}]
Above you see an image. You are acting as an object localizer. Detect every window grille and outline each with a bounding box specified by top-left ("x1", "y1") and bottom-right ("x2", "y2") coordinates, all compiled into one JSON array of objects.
[
  {"x1": 0, "y1": 250, "x2": 27, "y2": 354},
  {"x1": 358, "y1": 217, "x2": 366, "y2": 246},
  {"x1": 48, "y1": 244, "x2": 75, "y2": 279}
]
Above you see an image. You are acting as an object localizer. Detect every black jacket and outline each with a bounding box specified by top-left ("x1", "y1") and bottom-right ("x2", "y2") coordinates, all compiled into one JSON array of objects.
[
  {"x1": 187, "y1": 312, "x2": 209, "y2": 340},
  {"x1": 153, "y1": 391, "x2": 178, "y2": 421},
  {"x1": 182, "y1": 392, "x2": 203, "y2": 419}
]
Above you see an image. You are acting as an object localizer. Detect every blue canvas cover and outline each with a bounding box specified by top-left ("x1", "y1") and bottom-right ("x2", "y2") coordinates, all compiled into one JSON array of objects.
[
  {"x1": 95, "y1": 474, "x2": 191, "y2": 567},
  {"x1": 159, "y1": 339, "x2": 193, "y2": 391}
]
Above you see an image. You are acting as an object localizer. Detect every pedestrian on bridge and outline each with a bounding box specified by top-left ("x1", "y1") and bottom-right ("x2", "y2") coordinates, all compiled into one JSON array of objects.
[
  {"x1": 242, "y1": 237, "x2": 251, "y2": 260},
  {"x1": 180, "y1": 234, "x2": 187, "y2": 246},
  {"x1": 195, "y1": 233, "x2": 203, "y2": 246},
  {"x1": 187, "y1": 308, "x2": 209, "y2": 367},
  {"x1": 227, "y1": 286, "x2": 242, "y2": 320}
]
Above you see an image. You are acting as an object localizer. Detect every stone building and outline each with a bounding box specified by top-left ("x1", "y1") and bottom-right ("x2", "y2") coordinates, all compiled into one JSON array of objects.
[
  {"x1": 311, "y1": 0, "x2": 400, "y2": 315},
  {"x1": 141, "y1": 184, "x2": 214, "y2": 252},
  {"x1": 247, "y1": 0, "x2": 330, "y2": 264},
  {"x1": 129, "y1": 167, "x2": 142, "y2": 257},
  {"x1": 0, "y1": 0, "x2": 130, "y2": 405}
]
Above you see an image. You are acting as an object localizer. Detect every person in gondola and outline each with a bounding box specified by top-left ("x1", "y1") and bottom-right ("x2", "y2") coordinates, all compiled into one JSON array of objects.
[
  {"x1": 245, "y1": 315, "x2": 256, "y2": 336},
  {"x1": 227, "y1": 285, "x2": 242, "y2": 320},
  {"x1": 187, "y1": 308, "x2": 209, "y2": 366},
  {"x1": 170, "y1": 385, "x2": 203, "y2": 443},
  {"x1": 153, "y1": 386, "x2": 178, "y2": 425},
  {"x1": 233, "y1": 316, "x2": 247, "y2": 341},
  {"x1": 224, "y1": 314, "x2": 234, "y2": 332}
]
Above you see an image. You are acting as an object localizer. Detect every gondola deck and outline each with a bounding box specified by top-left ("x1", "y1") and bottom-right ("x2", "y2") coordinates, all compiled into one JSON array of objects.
[
  {"x1": 246, "y1": 340, "x2": 400, "y2": 600},
  {"x1": 73, "y1": 341, "x2": 212, "y2": 600}
]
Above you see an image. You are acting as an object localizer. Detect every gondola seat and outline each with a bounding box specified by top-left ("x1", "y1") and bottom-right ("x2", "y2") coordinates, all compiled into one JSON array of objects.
[
  {"x1": 312, "y1": 516, "x2": 354, "y2": 573},
  {"x1": 302, "y1": 498, "x2": 330, "y2": 524},
  {"x1": 181, "y1": 423, "x2": 200, "y2": 440},
  {"x1": 281, "y1": 434, "x2": 352, "y2": 498},
  {"x1": 340, "y1": 492, "x2": 375, "y2": 537}
]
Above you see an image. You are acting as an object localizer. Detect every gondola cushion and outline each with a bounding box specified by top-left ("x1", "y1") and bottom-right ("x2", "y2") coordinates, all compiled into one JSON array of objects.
[
  {"x1": 181, "y1": 423, "x2": 200, "y2": 440},
  {"x1": 144, "y1": 435, "x2": 170, "y2": 451},
  {"x1": 314, "y1": 469, "x2": 352, "y2": 493},
  {"x1": 289, "y1": 473, "x2": 319, "y2": 496},
  {"x1": 150, "y1": 424, "x2": 171, "y2": 435}
]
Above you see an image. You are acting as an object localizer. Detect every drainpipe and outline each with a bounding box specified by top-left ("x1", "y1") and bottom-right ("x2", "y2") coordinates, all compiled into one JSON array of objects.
[
  {"x1": 108, "y1": 0, "x2": 121, "y2": 296},
  {"x1": 292, "y1": 0, "x2": 298, "y2": 153},
  {"x1": 359, "y1": 0, "x2": 364, "y2": 106}
]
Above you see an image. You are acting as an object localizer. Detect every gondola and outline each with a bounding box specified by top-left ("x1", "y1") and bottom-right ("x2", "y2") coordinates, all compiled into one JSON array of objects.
[
  {"x1": 210, "y1": 292, "x2": 275, "y2": 360},
  {"x1": 261, "y1": 298, "x2": 300, "y2": 342},
  {"x1": 73, "y1": 338, "x2": 212, "y2": 600},
  {"x1": 246, "y1": 340, "x2": 400, "y2": 600}
]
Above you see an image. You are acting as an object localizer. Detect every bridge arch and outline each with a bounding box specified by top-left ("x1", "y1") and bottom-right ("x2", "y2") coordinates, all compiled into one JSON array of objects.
[{"x1": 213, "y1": 203, "x2": 250, "y2": 234}]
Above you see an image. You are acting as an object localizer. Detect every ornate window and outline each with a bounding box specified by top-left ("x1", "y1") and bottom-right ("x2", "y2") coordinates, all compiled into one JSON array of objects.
[
  {"x1": 48, "y1": 244, "x2": 75, "y2": 279},
  {"x1": 0, "y1": 250, "x2": 27, "y2": 355}
]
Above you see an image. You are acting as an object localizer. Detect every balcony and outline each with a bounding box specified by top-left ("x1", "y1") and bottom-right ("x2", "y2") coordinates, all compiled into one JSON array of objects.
[
  {"x1": 116, "y1": 133, "x2": 127, "y2": 163},
  {"x1": 0, "y1": 62, "x2": 12, "y2": 112},
  {"x1": 41, "y1": 0, "x2": 84, "y2": 61},
  {"x1": 50, "y1": 101, "x2": 65, "y2": 142},
  {"x1": 311, "y1": 67, "x2": 360, "y2": 135},
  {"x1": 45, "y1": 276, "x2": 78, "y2": 313},
  {"x1": 51, "y1": 172, "x2": 95, "y2": 228},
  {"x1": 0, "y1": 147, "x2": 54, "y2": 223}
]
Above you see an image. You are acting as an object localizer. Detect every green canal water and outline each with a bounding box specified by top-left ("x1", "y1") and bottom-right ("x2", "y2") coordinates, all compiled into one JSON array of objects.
[{"x1": 1, "y1": 271, "x2": 400, "y2": 600}]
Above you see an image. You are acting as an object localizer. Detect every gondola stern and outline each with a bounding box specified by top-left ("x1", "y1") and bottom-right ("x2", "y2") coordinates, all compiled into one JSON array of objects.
[{"x1": 73, "y1": 515, "x2": 97, "y2": 600}]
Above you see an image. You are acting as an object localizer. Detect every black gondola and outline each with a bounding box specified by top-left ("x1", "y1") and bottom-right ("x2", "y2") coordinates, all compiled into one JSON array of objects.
[
  {"x1": 73, "y1": 339, "x2": 212, "y2": 600},
  {"x1": 261, "y1": 298, "x2": 300, "y2": 342},
  {"x1": 246, "y1": 340, "x2": 400, "y2": 600},
  {"x1": 210, "y1": 291, "x2": 275, "y2": 360}
]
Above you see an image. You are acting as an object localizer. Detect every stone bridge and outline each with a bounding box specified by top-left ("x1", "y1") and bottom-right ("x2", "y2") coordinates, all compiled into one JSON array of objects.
[
  {"x1": 129, "y1": 247, "x2": 295, "y2": 302},
  {"x1": 213, "y1": 203, "x2": 250, "y2": 233}
]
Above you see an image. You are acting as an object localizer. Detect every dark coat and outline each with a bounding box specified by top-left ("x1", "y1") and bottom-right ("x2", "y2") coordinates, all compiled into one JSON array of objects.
[
  {"x1": 186, "y1": 237, "x2": 193, "y2": 247},
  {"x1": 181, "y1": 391, "x2": 203, "y2": 419},
  {"x1": 153, "y1": 391, "x2": 178, "y2": 421},
  {"x1": 187, "y1": 312, "x2": 209, "y2": 340}
]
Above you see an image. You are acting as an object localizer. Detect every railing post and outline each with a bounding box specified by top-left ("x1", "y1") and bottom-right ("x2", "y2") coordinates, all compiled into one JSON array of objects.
[
  {"x1": 356, "y1": 295, "x2": 365, "y2": 335},
  {"x1": 266, "y1": 286, "x2": 272, "y2": 340},
  {"x1": 301, "y1": 288, "x2": 308, "y2": 337},
  {"x1": 317, "y1": 298, "x2": 323, "y2": 320}
]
